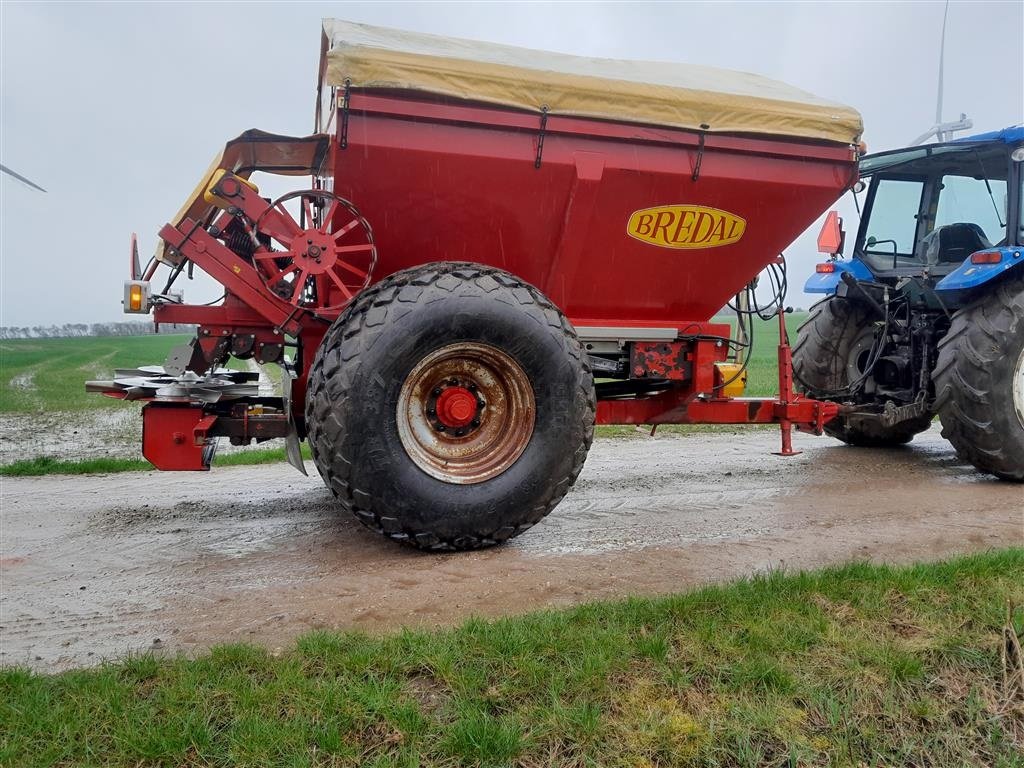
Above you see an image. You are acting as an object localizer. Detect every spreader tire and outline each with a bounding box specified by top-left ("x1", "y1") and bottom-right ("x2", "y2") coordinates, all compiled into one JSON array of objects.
[
  {"x1": 933, "y1": 275, "x2": 1024, "y2": 481},
  {"x1": 793, "y1": 297, "x2": 933, "y2": 446},
  {"x1": 306, "y1": 262, "x2": 596, "y2": 550}
]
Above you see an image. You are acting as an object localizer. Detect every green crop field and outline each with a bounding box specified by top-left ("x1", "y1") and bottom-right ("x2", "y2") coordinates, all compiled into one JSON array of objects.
[
  {"x1": 0, "y1": 314, "x2": 806, "y2": 416},
  {"x1": 0, "y1": 334, "x2": 193, "y2": 415},
  {"x1": 0, "y1": 315, "x2": 809, "y2": 473}
]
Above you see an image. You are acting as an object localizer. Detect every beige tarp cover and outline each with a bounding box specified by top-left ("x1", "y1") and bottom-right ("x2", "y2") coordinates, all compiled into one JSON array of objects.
[{"x1": 321, "y1": 19, "x2": 862, "y2": 145}]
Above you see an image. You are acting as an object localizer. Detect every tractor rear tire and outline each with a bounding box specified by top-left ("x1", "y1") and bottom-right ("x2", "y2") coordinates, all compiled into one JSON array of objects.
[
  {"x1": 933, "y1": 275, "x2": 1024, "y2": 481},
  {"x1": 305, "y1": 262, "x2": 596, "y2": 550},
  {"x1": 793, "y1": 297, "x2": 933, "y2": 446}
]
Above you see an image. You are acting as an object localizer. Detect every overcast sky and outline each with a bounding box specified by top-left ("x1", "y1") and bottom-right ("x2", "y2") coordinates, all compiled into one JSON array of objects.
[{"x1": 2, "y1": 1, "x2": 1022, "y2": 326}]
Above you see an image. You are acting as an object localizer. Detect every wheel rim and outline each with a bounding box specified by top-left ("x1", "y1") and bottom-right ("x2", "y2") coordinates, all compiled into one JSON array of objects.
[
  {"x1": 1014, "y1": 345, "x2": 1024, "y2": 430},
  {"x1": 845, "y1": 326, "x2": 877, "y2": 383},
  {"x1": 397, "y1": 343, "x2": 535, "y2": 484}
]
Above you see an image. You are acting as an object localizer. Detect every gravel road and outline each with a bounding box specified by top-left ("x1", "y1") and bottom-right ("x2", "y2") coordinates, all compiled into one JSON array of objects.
[{"x1": 2, "y1": 426, "x2": 1021, "y2": 671}]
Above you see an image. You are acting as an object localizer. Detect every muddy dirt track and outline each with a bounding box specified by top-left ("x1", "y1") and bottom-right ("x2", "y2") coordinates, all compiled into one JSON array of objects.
[{"x1": 2, "y1": 426, "x2": 1021, "y2": 671}]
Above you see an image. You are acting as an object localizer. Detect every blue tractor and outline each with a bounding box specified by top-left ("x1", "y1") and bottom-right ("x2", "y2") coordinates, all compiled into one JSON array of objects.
[{"x1": 793, "y1": 127, "x2": 1024, "y2": 480}]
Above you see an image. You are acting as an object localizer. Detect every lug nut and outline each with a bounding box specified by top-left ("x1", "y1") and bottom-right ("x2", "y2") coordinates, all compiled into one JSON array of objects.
[{"x1": 432, "y1": 388, "x2": 442, "y2": 397}]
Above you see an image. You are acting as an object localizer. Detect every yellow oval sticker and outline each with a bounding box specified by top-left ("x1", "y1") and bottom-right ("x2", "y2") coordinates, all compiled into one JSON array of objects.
[{"x1": 627, "y1": 205, "x2": 746, "y2": 249}]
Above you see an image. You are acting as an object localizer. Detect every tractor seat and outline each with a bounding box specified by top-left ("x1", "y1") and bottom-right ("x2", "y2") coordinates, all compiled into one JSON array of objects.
[{"x1": 921, "y1": 222, "x2": 992, "y2": 265}]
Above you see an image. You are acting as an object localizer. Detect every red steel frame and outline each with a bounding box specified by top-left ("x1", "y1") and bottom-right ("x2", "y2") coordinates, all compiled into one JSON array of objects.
[{"x1": 134, "y1": 92, "x2": 855, "y2": 468}]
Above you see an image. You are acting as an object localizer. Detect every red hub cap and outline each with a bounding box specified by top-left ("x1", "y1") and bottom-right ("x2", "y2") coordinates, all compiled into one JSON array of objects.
[{"x1": 435, "y1": 387, "x2": 477, "y2": 428}]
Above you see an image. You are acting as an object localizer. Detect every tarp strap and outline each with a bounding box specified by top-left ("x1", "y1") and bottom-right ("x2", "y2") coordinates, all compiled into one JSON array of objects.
[
  {"x1": 340, "y1": 79, "x2": 352, "y2": 150},
  {"x1": 692, "y1": 124, "x2": 709, "y2": 182},
  {"x1": 534, "y1": 105, "x2": 549, "y2": 169}
]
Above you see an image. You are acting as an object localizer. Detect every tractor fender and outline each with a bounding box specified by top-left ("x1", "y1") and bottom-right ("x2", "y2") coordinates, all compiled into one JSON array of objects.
[
  {"x1": 803, "y1": 258, "x2": 873, "y2": 295},
  {"x1": 935, "y1": 246, "x2": 1024, "y2": 292}
]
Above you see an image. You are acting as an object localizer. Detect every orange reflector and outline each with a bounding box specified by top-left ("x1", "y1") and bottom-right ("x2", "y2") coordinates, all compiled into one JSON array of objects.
[
  {"x1": 816, "y1": 263, "x2": 836, "y2": 273},
  {"x1": 816, "y1": 210, "x2": 843, "y2": 255},
  {"x1": 129, "y1": 284, "x2": 143, "y2": 311},
  {"x1": 970, "y1": 251, "x2": 1002, "y2": 265}
]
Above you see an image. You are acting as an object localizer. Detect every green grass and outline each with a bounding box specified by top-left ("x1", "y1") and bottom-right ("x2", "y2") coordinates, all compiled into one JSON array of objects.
[
  {"x1": 0, "y1": 444, "x2": 313, "y2": 477},
  {"x1": 0, "y1": 455, "x2": 154, "y2": 476},
  {"x1": 3, "y1": 550, "x2": 1022, "y2": 767},
  {"x1": 0, "y1": 315, "x2": 805, "y2": 416},
  {"x1": 0, "y1": 316, "x2": 804, "y2": 475},
  {"x1": 0, "y1": 334, "x2": 193, "y2": 414}
]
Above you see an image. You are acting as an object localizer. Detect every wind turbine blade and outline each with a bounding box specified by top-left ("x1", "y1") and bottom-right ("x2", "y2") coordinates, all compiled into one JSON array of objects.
[
  {"x1": 936, "y1": 0, "x2": 949, "y2": 127},
  {"x1": 0, "y1": 163, "x2": 47, "y2": 193}
]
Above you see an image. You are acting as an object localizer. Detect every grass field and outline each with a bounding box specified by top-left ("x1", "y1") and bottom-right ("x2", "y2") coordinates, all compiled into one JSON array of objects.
[
  {"x1": 2, "y1": 550, "x2": 1021, "y2": 767},
  {"x1": 0, "y1": 444, "x2": 312, "y2": 477},
  {"x1": 0, "y1": 314, "x2": 806, "y2": 414},
  {"x1": 0, "y1": 334, "x2": 194, "y2": 414},
  {"x1": 0, "y1": 315, "x2": 807, "y2": 473}
]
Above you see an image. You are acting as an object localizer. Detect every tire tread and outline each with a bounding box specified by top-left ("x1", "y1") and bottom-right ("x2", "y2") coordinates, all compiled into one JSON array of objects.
[
  {"x1": 305, "y1": 262, "x2": 596, "y2": 549},
  {"x1": 934, "y1": 275, "x2": 1024, "y2": 481}
]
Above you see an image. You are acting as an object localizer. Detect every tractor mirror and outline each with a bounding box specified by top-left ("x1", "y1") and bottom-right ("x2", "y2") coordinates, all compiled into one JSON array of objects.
[{"x1": 817, "y1": 210, "x2": 844, "y2": 255}]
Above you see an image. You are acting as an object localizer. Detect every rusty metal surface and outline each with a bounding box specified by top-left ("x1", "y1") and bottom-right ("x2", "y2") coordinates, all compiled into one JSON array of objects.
[
  {"x1": 396, "y1": 342, "x2": 535, "y2": 484},
  {"x1": 629, "y1": 341, "x2": 693, "y2": 381}
]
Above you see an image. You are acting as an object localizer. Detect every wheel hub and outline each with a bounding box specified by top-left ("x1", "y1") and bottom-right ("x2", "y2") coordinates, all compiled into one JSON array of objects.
[
  {"x1": 292, "y1": 231, "x2": 337, "y2": 275},
  {"x1": 430, "y1": 383, "x2": 483, "y2": 432},
  {"x1": 396, "y1": 343, "x2": 535, "y2": 484}
]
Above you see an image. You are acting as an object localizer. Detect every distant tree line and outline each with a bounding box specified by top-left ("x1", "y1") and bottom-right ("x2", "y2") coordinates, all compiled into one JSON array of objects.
[{"x1": 0, "y1": 322, "x2": 196, "y2": 339}]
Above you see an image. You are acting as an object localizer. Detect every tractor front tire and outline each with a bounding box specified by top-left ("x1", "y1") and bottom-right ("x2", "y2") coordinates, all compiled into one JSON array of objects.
[
  {"x1": 306, "y1": 262, "x2": 596, "y2": 550},
  {"x1": 933, "y1": 275, "x2": 1024, "y2": 481},
  {"x1": 793, "y1": 297, "x2": 933, "y2": 446}
]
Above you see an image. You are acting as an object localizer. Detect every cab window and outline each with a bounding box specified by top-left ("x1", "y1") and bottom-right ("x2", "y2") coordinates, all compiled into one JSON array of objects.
[
  {"x1": 934, "y1": 174, "x2": 1007, "y2": 246},
  {"x1": 863, "y1": 178, "x2": 924, "y2": 265}
]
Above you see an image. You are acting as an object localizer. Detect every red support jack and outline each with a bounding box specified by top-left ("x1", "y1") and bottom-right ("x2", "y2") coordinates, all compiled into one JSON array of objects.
[{"x1": 773, "y1": 308, "x2": 802, "y2": 457}]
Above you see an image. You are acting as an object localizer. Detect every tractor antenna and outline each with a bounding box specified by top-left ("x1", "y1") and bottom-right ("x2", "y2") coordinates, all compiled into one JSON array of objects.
[
  {"x1": 910, "y1": 0, "x2": 972, "y2": 145},
  {"x1": 0, "y1": 163, "x2": 47, "y2": 193}
]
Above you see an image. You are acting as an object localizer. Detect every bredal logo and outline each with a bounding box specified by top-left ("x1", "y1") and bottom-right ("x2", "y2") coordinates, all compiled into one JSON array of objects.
[{"x1": 627, "y1": 205, "x2": 746, "y2": 249}]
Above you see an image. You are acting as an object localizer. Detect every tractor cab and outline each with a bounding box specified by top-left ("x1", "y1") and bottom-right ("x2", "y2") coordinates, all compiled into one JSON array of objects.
[{"x1": 808, "y1": 126, "x2": 1024, "y2": 295}]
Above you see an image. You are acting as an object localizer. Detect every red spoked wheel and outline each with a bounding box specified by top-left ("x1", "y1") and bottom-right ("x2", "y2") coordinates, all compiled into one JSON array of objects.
[{"x1": 252, "y1": 190, "x2": 377, "y2": 312}]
